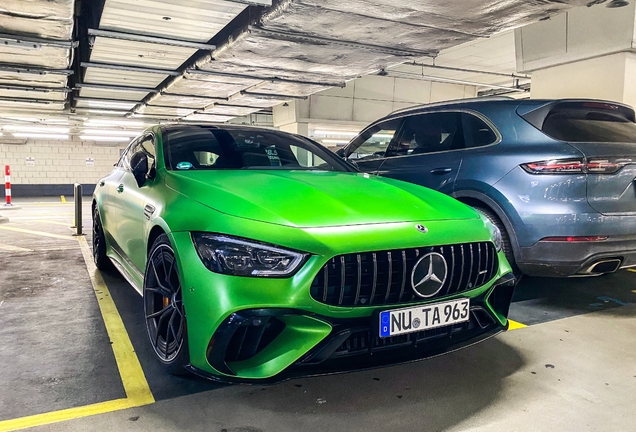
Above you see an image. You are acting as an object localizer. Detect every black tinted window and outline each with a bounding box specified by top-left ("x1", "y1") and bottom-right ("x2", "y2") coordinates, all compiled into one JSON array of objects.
[
  {"x1": 542, "y1": 104, "x2": 636, "y2": 143},
  {"x1": 462, "y1": 113, "x2": 498, "y2": 148},
  {"x1": 346, "y1": 119, "x2": 402, "y2": 160},
  {"x1": 391, "y1": 112, "x2": 463, "y2": 156},
  {"x1": 163, "y1": 126, "x2": 350, "y2": 172}
]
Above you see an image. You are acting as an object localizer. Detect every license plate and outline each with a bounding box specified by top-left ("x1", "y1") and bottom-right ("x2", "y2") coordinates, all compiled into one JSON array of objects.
[{"x1": 379, "y1": 298, "x2": 470, "y2": 338}]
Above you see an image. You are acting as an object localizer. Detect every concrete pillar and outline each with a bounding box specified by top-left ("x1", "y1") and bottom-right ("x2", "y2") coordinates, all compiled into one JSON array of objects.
[{"x1": 515, "y1": 1, "x2": 636, "y2": 106}]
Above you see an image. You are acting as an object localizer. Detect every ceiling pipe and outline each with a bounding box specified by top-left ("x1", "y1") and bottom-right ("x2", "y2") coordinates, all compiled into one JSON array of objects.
[
  {"x1": 386, "y1": 69, "x2": 528, "y2": 92},
  {"x1": 407, "y1": 62, "x2": 531, "y2": 79}
]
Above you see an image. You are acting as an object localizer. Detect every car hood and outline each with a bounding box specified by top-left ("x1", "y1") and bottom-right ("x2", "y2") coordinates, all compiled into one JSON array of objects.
[{"x1": 165, "y1": 170, "x2": 478, "y2": 228}]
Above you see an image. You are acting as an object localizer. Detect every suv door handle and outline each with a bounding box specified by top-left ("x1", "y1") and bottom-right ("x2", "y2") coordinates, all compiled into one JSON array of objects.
[
  {"x1": 116, "y1": 184, "x2": 124, "y2": 194},
  {"x1": 430, "y1": 168, "x2": 453, "y2": 175}
]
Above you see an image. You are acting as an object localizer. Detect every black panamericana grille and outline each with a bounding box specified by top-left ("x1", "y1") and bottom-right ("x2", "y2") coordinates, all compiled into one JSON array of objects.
[{"x1": 310, "y1": 242, "x2": 498, "y2": 307}]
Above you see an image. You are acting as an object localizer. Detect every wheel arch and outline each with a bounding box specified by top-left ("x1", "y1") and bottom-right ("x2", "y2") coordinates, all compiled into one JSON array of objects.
[
  {"x1": 147, "y1": 224, "x2": 167, "y2": 257},
  {"x1": 452, "y1": 190, "x2": 521, "y2": 262}
]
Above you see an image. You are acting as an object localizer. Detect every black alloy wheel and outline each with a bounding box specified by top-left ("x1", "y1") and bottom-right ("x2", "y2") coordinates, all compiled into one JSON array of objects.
[
  {"x1": 144, "y1": 234, "x2": 189, "y2": 374},
  {"x1": 92, "y1": 206, "x2": 113, "y2": 271}
]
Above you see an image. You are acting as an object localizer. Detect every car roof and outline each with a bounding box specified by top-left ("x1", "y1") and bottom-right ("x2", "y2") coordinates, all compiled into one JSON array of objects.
[
  {"x1": 159, "y1": 123, "x2": 280, "y2": 135},
  {"x1": 373, "y1": 97, "x2": 634, "y2": 125}
]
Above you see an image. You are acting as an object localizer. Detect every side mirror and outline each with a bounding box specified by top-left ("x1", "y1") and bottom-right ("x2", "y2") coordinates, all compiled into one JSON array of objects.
[{"x1": 130, "y1": 151, "x2": 148, "y2": 188}]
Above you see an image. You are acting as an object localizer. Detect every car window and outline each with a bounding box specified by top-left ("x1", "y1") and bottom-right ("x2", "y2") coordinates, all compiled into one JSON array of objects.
[
  {"x1": 117, "y1": 138, "x2": 138, "y2": 170},
  {"x1": 346, "y1": 119, "x2": 402, "y2": 161},
  {"x1": 462, "y1": 113, "x2": 498, "y2": 148},
  {"x1": 138, "y1": 136, "x2": 156, "y2": 177},
  {"x1": 390, "y1": 112, "x2": 464, "y2": 156},
  {"x1": 163, "y1": 126, "x2": 352, "y2": 172},
  {"x1": 541, "y1": 103, "x2": 636, "y2": 143}
]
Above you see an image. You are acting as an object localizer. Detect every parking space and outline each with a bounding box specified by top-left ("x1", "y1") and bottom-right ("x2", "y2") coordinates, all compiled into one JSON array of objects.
[{"x1": 0, "y1": 200, "x2": 634, "y2": 431}]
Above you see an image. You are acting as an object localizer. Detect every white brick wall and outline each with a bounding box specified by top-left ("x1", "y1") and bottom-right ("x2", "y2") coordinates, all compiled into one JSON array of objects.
[{"x1": 0, "y1": 137, "x2": 127, "y2": 185}]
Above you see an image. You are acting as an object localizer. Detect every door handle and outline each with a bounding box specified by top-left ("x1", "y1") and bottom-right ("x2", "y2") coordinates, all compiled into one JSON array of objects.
[
  {"x1": 116, "y1": 184, "x2": 124, "y2": 194},
  {"x1": 430, "y1": 168, "x2": 453, "y2": 175}
]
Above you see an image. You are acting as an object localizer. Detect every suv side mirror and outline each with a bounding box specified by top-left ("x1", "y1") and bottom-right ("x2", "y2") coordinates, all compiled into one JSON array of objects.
[{"x1": 130, "y1": 151, "x2": 148, "y2": 188}]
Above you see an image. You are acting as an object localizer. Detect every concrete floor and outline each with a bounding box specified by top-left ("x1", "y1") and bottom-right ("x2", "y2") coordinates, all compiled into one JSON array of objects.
[{"x1": 0, "y1": 198, "x2": 635, "y2": 432}]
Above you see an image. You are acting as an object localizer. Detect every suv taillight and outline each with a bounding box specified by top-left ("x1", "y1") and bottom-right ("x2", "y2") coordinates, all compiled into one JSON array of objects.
[{"x1": 521, "y1": 158, "x2": 628, "y2": 174}]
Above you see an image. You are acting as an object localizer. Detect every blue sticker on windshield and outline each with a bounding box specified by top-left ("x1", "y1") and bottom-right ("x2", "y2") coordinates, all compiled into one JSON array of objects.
[{"x1": 176, "y1": 161, "x2": 193, "y2": 170}]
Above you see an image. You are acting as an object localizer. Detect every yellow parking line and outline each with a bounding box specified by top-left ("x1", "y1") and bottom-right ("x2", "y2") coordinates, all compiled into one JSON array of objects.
[
  {"x1": 0, "y1": 226, "x2": 75, "y2": 241},
  {"x1": 0, "y1": 237, "x2": 154, "y2": 432},
  {"x1": 18, "y1": 203, "x2": 73, "y2": 207},
  {"x1": 0, "y1": 399, "x2": 137, "y2": 432},
  {"x1": 60, "y1": 195, "x2": 66, "y2": 203},
  {"x1": 0, "y1": 244, "x2": 33, "y2": 252},
  {"x1": 627, "y1": 269, "x2": 636, "y2": 273},
  {"x1": 76, "y1": 235, "x2": 154, "y2": 404},
  {"x1": 30, "y1": 219, "x2": 73, "y2": 227},
  {"x1": 508, "y1": 319, "x2": 527, "y2": 331}
]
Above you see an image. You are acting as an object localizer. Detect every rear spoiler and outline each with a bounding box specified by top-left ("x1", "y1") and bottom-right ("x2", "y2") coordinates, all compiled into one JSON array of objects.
[{"x1": 518, "y1": 100, "x2": 636, "y2": 130}]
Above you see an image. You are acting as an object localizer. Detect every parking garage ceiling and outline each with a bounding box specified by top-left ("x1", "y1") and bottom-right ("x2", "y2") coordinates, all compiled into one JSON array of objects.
[{"x1": 0, "y1": 0, "x2": 616, "y2": 139}]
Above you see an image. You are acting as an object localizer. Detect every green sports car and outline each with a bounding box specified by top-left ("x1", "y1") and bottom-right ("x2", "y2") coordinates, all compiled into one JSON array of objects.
[{"x1": 92, "y1": 124, "x2": 516, "y2": 382}]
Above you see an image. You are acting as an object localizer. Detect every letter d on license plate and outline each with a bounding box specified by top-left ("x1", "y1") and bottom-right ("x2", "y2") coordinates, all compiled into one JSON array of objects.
[{"x1": 379, "y1": 298, "x2": 470, "y2": 338}]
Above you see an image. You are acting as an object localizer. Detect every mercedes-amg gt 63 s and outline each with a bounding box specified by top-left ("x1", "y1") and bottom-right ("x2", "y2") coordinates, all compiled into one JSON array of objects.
[{"x1": 93, "y1": 124, "x2": 515, "y2": 382}]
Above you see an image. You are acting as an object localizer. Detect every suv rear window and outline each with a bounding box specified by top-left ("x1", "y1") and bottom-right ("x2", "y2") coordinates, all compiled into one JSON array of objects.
[{"x1": 539, "y1": 103, "x2": 636, "y2": 143}]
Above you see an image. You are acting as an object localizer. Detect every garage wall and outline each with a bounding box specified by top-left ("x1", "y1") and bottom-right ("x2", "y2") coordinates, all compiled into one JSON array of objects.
[
  {"x1": 530, "y1": 52, "x2": 627, "y2": 102},
  {"x1": 274, "y1": 74, "x2": 478, "y2": 129},
  {"x1": 0, "y1": 138, "x2": 124, "y2": 195}
]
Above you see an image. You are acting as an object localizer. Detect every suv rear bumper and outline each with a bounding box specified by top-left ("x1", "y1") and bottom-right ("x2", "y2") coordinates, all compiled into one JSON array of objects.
[{"x1": 517, "y1": 236, "x2": 636, "y2": 277}]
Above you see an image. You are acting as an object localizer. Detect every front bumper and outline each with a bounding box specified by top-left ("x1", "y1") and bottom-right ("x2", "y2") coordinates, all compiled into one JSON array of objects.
[
  {"x1": 169, "y1": 217, "x2": 514, "y2": 382},
  {"x1": 518, "y1": 235, "x2": 636, "y2": 277},
  {"x1": 185, "y1": 272, "x2": 516, "y2": 383}
]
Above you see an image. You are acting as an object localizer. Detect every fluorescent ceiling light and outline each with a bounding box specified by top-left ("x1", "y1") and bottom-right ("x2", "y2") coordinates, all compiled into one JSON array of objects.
[
  {"x1": 322, "y1": 139, "x2": 350, "y2": 144},
  {"x1": 82, "y1": 129, "x2": 141, "y2": 136},
  {"x1": 3, "y1": 125, "x2": 69, "y2": 133},
  {"x1": 12, "y1": 133, "x2": 69, "y2": 140},
  {"x1": 80, "y1": 135, "x2": 131, "y2": 142},
  {"x1": 76, "y1": 109, "x2": 131, "y2": 116},
  {"x1": 87, "y1": 101, "x2": 136, "y2": 110},
  {"x1": 314, "y1": 130, "x2": 358, "y2": 137},
  {"x1": 85, "y1": 119, "x2": 146, "y2": 128}
]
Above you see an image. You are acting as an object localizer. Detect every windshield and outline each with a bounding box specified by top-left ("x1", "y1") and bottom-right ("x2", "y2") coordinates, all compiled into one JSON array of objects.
[{"x1": 163, "y1": 126, "x2": 352, "y2": 172}]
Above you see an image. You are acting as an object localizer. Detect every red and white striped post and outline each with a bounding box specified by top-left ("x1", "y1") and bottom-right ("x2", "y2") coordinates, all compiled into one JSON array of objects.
[{"x1": 4, "y1": 165, "x2": 11, "y2": 206}]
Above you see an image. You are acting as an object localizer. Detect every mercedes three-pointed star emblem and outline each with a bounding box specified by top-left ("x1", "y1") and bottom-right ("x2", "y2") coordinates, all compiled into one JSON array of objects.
[{"x1": 410, "y1": 252, "x2": 448, "y2": 298}]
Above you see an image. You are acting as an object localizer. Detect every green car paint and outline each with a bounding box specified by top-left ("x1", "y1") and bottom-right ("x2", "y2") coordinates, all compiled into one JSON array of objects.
[{"x1": 94, "y1": 124, "x2": 515, "y2": 382}]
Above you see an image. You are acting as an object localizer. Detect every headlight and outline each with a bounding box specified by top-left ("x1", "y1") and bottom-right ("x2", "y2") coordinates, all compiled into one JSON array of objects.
[
  {"x1": 191, "y1": 233, "x2": 308, "y2": 277},
  {"x1": 479, "y1": 214, "x2": 503, "y2": 252}
]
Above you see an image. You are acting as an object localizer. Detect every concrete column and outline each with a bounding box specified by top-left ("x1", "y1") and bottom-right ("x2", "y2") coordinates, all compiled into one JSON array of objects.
[{"x1": 516, "y1": 1, "x2": 636, "y2": 106}]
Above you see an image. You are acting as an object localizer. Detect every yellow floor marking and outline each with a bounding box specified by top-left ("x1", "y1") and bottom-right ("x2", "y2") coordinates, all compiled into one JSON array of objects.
[
  {"x1": 9, "y1": 216, "x2": 74, "y2": 221},
  {"x1": 18, "y1": 203, "x2": 73, "y2": 207},
  {"x1": 632, "y1": 290, "x2": 636, "y2": 294},
  {"x1": 0, "y1": 399, "x2": 138, "y2": 432},
  {"x1": 0, "y1": 237, "x2": 154, "y2": 432},
  {"x1": 627, "y1": 269, "x2": 636, "y2": 273},
  {"x1": 60, "y1": 195, "x2": 66, "y2": 203},
  {"x1": 76, "y1": 236, "x2": 154, "y2": 405},
  {"x1": 30, "y1": 219, "x2": 73, "y2": 227},
  {"x1": 0, "y1": 244, "x2": 33, "y2": 252},
  {"x1": 508, "y1": 319, "x2": 527, "y2": 331},
  {"x1": 0, "y1": 226, "x2": 75, "y2": 241}
]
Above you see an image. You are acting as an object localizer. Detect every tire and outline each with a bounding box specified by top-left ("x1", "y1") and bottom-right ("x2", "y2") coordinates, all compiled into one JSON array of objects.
[
  {"x1": 92, "y1": 205, "x2": 114, "y2": 272},
  {"x1": 143, "y1": 234, "x2": 190, "y2": 375},
  {"x1": 474, "y1": 206, "x2": 521, "y2": 278}
]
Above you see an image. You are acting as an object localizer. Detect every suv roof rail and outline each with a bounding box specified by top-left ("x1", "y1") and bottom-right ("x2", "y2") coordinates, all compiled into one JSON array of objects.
[{"x1": 388, "y1": 96, "x2": 514, "y2": 117}]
